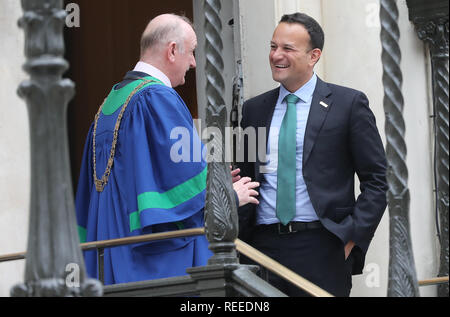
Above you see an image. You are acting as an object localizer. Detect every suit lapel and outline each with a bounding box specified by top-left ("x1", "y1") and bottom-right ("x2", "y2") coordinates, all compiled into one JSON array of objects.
[{"x1": 303, "y1": 78, "x2": 333, "y2": 166}]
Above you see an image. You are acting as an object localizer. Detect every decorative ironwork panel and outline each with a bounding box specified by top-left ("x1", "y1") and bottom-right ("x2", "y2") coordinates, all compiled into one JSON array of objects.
[
  {"x1": 203, "y1": 0, "x2": 239, "y2": 265},
  {"x1": 406, "y1": 0, "x2": 449, "y2": 297}
]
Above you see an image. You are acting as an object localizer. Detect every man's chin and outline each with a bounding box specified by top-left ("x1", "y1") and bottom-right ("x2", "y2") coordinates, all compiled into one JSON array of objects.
[
  {"x1": 271, "y1": 74, "x2": 284, "y2": 85},
  {"x1": 174, "y1": 78, "x2": 186, "y2": 88}
]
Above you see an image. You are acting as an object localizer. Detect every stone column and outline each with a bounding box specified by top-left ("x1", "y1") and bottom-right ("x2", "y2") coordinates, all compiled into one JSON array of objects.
[
  {"x1": 11, "y1": 0, "x2": 102, "y2": 297},
  {"x1": 202, "y1": 0, "x2": 239, "y2": 266},
  {"x1": 187, "y1": 0, "x2": 242, "y2": 296}
]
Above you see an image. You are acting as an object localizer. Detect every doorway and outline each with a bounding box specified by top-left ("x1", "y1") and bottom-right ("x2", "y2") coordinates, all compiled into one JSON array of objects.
[{"x1": 64, "y1": 0, "x2": 197, "y2": 190}]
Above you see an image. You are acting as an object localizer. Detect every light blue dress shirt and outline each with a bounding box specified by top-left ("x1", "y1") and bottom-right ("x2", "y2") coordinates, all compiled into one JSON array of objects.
[{"x1": 256, "y1": 74, "x2": 319, "y2": 225}]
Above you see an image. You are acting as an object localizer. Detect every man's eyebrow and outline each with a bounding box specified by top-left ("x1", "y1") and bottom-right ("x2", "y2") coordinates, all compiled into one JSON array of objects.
[{"x1": 270, "y1": 41, "x2": 296, "y2": 49}]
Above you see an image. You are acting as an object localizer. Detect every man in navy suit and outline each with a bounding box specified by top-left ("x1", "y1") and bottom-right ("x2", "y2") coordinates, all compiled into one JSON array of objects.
[{"x1": 237, "y1": 12, "x2": 388, "y2": 296}]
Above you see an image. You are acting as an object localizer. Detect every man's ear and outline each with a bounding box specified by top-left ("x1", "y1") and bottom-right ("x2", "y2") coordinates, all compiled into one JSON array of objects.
[
  {"x1": 167, "y1": 42, "x2": 177, "y2": 63},
  {"x1": 310, "y1": 48, "x2": 322, "y2": 66}
]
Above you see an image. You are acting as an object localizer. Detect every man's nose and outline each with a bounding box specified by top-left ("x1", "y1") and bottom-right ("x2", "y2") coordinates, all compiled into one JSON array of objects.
[
  {"x1": 270, "y1": 48, "x2": 282, "y2": 61},
  {"x1": 191, "y1": 56, "x2": 196, "y2": 69}
]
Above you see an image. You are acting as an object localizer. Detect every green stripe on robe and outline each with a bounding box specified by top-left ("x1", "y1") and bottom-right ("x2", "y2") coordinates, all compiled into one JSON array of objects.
[
  {"x1": 102, "y1": 76, "x2": 164, "y2": 115},
  {"x1": 129, "y1": 167, "x2": 207, "y2": 232},
  {"x1": 78, "y1": 226, "x2": 87, "y2": 244}
]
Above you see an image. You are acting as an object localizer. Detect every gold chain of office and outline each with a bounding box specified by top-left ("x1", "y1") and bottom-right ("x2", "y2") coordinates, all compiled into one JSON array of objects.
[{"x1": 93, "y1": 79, "x2": 154, "y2": 192}]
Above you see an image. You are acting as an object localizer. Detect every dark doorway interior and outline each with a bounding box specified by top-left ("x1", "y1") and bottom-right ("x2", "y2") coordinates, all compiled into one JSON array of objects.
[{"x1": 64, "y1": 0, "x2": 197, "y2": 191}]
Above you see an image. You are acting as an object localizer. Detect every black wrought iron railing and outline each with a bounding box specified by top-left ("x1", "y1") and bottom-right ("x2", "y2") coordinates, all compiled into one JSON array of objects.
[
  {"x1": 0, "y1": 228, "x2": 335, "y2": 297},
  {"x1": 1, "y1": 229, "x2": 448, "y2": 296}
]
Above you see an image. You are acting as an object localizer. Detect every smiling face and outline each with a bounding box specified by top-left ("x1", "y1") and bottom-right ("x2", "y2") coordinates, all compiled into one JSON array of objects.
[{"x1": 269, "y1": 22, "x2": 321, "y2": 92}]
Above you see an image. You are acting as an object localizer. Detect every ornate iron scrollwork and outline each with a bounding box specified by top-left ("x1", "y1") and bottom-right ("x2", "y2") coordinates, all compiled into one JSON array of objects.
[
  {"x1": 406, "y1": 0, "x2": 449, "y2": 297},
  {"x1": 203, "y1": 0, "x2": 239, "y2": 265},
  {"x1": 380, "y1": 0, "x2": 420, "y2": 297}
]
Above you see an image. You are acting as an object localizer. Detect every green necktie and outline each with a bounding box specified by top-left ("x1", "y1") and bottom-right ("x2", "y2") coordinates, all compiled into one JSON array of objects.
[{"x1": 276, "y1": 94, "x2": 299, "y2": 225}]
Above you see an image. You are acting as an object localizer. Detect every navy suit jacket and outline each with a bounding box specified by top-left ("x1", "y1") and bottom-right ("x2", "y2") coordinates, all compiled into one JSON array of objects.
[{"x1": 237, "y1": 77, "x2": 388, "y2": 274}]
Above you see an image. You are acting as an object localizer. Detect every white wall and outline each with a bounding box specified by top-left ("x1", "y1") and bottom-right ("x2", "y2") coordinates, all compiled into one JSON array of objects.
[
  {"x1": 236, "y1": 0, "x2": 279, "y2": 100},
  {"x1": 0, "y1": 0, "x2": 29, "y2": 297}
]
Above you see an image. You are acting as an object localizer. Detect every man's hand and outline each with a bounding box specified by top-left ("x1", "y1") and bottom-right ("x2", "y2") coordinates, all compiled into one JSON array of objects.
[
  {"x1": 233, "y1": 177, "x2": 260, "y2": 207},
  {"x1": 230, "y1": 166, "x2": 259, "y2": 206},
  {"x1": 344, "y1": 241, "x2": 355, "y2": 260},
  {"x1": 231, "y1": 167, "x2": 241, "y2": 183}
]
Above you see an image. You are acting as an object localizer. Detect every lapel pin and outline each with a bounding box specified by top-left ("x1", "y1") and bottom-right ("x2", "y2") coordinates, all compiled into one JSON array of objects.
[{"x1": 320, "y1": 101, "x2": 329, "y2": 108}]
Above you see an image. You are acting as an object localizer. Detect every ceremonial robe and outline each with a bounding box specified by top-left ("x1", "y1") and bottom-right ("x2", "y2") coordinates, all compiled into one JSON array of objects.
[{"x1": 75, "y1": 72, "x2": 212, "y2": 285}]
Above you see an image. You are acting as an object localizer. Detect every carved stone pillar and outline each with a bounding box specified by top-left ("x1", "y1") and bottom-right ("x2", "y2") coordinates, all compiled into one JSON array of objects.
[
  {"x1": 203, "y1": 0, "x2": 239, "y2": 266},
  {"x1": 406, "y1": 0, "x2": 449, "y2": 297},
  {"x1": 11, "y1": 0, "x2": 102, "y2": 296},
  {"x1": 380, "y1": 0, "x2": 420, "y2": 297},
  {"x1": 186, "y1": 0, "x2": 241, "y2": 297}
]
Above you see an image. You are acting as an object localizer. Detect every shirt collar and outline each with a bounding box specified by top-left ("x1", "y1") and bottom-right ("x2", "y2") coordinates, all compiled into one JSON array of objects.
[
  {"x1": 133, "y1": 61, "x2": 172, "y2": 87},
  {"x1": 278, "y1": 73, "x2": 317, "y2": 105}
]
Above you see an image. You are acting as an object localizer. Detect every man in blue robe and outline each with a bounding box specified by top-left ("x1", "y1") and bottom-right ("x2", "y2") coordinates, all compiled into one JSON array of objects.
[{"x1": 75, "y1": 14, "x2": 259, "y2": 285}]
